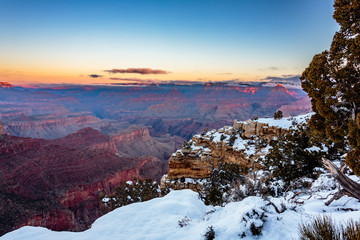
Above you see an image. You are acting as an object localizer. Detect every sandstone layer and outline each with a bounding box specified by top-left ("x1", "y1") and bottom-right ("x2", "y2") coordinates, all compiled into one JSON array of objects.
[{"x1": 162, "y1": 119, "x2": 287, "y2": 190}]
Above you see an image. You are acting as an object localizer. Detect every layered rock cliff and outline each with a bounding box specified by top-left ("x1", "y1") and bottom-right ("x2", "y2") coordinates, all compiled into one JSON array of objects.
[
  {"x1": 4, "y1": 115, "x2": 102, "y2": 139},
  {"x1": 162, "y1": 118, "x2": 288, "y2": 189},
  {"x1": 0, "y1": 126, "x2": 182, "y2": 236}
]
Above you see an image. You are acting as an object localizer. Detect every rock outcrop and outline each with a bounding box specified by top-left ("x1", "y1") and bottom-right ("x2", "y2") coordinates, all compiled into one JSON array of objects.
[
  {"x1": 162, "y1": 119, "x2": 287, "y2": 189},
  {"x1": 232, "y1": 119, "x2": 286, "y2": 139}
]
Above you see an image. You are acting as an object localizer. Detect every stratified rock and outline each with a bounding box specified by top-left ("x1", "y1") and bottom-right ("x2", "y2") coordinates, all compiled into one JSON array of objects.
[
  {"x1": 0, "y1": 126, "x2": 181, "y2": 236},
  {"x1": 233, "y1": 120, "x2": 285, "y2": 139},
  {"x1": 5, "y1": 115, "x2": 102, "y2": 139},
  {"x1": 162, "y1": 119, "x2": 287, "y2": 190}
]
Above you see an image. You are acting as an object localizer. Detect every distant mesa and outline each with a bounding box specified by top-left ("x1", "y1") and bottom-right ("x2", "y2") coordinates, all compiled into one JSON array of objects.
[
  {"x1": 0, "y1": 82, "x2": 14, "y2": 88},
  {"x1": 271, "y1": 83, "x2": 298, "y2": 96},
  {"x1": 165, "y1": 88, "x2": 184, "y2": 98}
]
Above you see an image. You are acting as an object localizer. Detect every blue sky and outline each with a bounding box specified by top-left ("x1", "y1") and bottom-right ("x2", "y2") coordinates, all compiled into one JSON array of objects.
[{"x1": 0, "y1": 0, "x2": 339, "y2": 84}]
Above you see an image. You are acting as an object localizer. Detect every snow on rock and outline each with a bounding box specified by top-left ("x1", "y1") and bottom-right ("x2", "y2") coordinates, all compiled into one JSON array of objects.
[{"x1": 256, "y1": 113, "x2": 313, "y2": 129}]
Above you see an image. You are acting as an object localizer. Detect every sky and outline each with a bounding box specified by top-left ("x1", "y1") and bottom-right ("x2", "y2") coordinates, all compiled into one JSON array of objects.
[{"x1": 0, "y1": 0, "x2": 339, "y2": 85}]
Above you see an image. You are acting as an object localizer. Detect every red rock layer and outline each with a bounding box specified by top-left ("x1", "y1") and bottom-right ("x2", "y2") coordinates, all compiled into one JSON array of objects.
[{"x1": 0, "y1": 127, "x2": 168, "y2": 236}]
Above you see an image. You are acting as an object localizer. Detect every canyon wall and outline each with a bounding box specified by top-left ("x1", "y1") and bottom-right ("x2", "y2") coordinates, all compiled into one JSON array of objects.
[{"x1": 0, "y1": 126, "x2": 181, "y2": 236}]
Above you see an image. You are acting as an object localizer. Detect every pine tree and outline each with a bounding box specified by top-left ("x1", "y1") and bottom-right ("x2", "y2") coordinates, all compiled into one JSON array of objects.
[
  {"x1": 300, "y1": 0, "x2": 360, "y2": 175},
  {"x1": 273, "y1": 110, "x2": 283, "y2": 120}
]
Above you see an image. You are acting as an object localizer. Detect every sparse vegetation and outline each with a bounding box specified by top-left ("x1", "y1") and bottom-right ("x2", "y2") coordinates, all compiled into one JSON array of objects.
[
  {"x1": 201, "y1": 128, "x2": 209, "y2": 136},
  {"x1": 101, "y1": 179, "x2": 161, "y2": 211},
  {"x1": 240, "y1": 207, "x2": 267, "y2": 238},
  {"x1": 273, "y1": 110, "x2": 283, "y2": 120},
  {"x1": 204, "y1": 226, "x2": 215, "y2": 240},
  {"x1": 299, "y1": 216, "x2": 360, "y2": 240},
  {"x1": 262, "y1": 123, "x2": 322, "y2": 194},
  {"x1": 178, "y1": 216, "x2": 191, "y2": 228},
  {"x1": 227, "y1": 132, "x2": 237, "y2": 146},
  {"x1": 198, "y1": 156, "x2": 247, "y2": 206},
  {"x1": 220, "y1": 134, "x2": 226, "y2": 141}
]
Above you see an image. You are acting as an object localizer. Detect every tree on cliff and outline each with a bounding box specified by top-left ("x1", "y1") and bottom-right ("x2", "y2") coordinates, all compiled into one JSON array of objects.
[
  {"x1": 300, "y1": 0, "x2": 360, "y2": 176},
  {"x1": 263, "y1": 123, "x2": 322, "y2": 194},
  {"x1": 273, "y1": 110, "x2": 283, "y2": 120}
]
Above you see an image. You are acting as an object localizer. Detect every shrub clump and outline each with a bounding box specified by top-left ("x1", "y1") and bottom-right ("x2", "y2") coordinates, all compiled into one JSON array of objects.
[
  {"x1": 101, "y1": 178, "x2": 161, "y2": 211},
  {"x1": 273, "y1": 110, "x2": 283, "y2": 120},
  {"x1": 198, "y1": 160, "x2": 247, "y2": 206},
  {"x1": 299, "y1": 215, "x2": 360, "y2": 240},
  {"x1": 262, "y1": 123, "x2": 322, "y2": 194},
  {"x1": 204, "y1": 226, "x2": 215, "y2": 240}
]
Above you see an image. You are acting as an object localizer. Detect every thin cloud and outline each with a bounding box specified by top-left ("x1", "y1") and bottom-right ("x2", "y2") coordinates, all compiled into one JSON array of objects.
[
  {"x1": 259, "y1": 66, "x2": 281, "y2": 71},
  {"x1": 216, "y1": 72, "x2": 233, "y2": 75},
  {"x1": 88, "y1": 74, "x2": 103, "y2": 78},
  {"x1": 109, "y1": 77, "x2": 144, "y2": 82},
  {"x1": 262, "y1": 74, "x2": 301, "y2": 83},
  {"x1": 104, "y1": 68, "x2": 169, "y2": 75}
]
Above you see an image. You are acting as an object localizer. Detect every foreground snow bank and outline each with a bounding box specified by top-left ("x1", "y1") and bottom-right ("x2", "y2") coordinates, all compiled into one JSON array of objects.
[{"x1": 3, "y1": 185, "x2": 360, "y2": 240}]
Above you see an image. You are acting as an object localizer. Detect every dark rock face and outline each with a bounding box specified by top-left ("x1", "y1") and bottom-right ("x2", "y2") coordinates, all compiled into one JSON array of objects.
[{"x1": 0, "y1": 127, "x2": 181, "y2": 236}]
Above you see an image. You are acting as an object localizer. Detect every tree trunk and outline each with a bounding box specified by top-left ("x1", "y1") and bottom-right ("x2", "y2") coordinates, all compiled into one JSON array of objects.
[{"x1": 322, "y1": 158, "x2": 360, "y2": 205}]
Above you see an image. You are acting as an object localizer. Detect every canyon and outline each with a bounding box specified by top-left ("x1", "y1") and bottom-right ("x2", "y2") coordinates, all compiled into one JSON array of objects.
[
  {"x1": 0, "y1": 81, "x2": 312, "y2": 235},
  {"x1": 0, "y1": 82, "x2": 309, "y2": 140},
  {"x1": 0, "y1": 124, "x2": 182, "y2": 236}
]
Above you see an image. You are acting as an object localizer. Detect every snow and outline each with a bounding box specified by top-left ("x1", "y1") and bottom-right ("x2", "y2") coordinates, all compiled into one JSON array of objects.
[
  {"x1": 244, "y1": 145, "x2": 256, "y2": 156},
  {"x1": 256, "y1": 113, "x2": 313, "y2": 129},
  {"x1": 3, "y1": 183, "x2": 360, "y2": 240},
  {"x1": 305, "y1": 146, "x2": 321, "y2": 152},
  {"x1": 232, "y1": 137, "x2": 246, "y2": 150}
]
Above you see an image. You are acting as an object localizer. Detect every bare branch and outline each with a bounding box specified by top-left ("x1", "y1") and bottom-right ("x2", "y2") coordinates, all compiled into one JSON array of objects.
[{"x1": 322, "y1": 158, "x2": 360, "y2": 205}]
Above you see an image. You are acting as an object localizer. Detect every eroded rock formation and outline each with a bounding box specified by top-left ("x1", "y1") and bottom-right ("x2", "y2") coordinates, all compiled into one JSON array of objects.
[
  {"x1": 0, "y1": 126, "x2": 182, "y2": 236},
  {"x1": 162, "y1": 119, "x2": 287, "y2": 190},
  {"x1": 5, "y1": 115, "x2": 103, "y2": 139}
]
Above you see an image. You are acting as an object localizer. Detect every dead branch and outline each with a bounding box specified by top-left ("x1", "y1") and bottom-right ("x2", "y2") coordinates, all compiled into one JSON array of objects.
[
  {"x1": 289, "y1": 191, "x2": 306, "y2": 200},
  {"x1": 322, "y1": 158, "x2": 360, "y2": 205},
  {"x1": 266, "y1": 200, "x2": 281, "y2": 214}
]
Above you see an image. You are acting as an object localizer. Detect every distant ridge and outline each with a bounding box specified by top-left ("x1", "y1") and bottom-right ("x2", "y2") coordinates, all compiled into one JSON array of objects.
[{"x1": 0, "y1": 82, "x2": 14, "y2": 88}]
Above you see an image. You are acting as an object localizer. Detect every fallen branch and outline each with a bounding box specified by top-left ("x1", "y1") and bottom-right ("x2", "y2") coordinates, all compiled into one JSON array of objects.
[
  {"x1": 322, "y1": 158, "x2": 360, "y2": 206},
  {"x1": 266, "y1": 200, "x2": 281, "y2": 214},
  {"x1": 289, "y1": 191, "x2": 306, "y2": 200}
]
